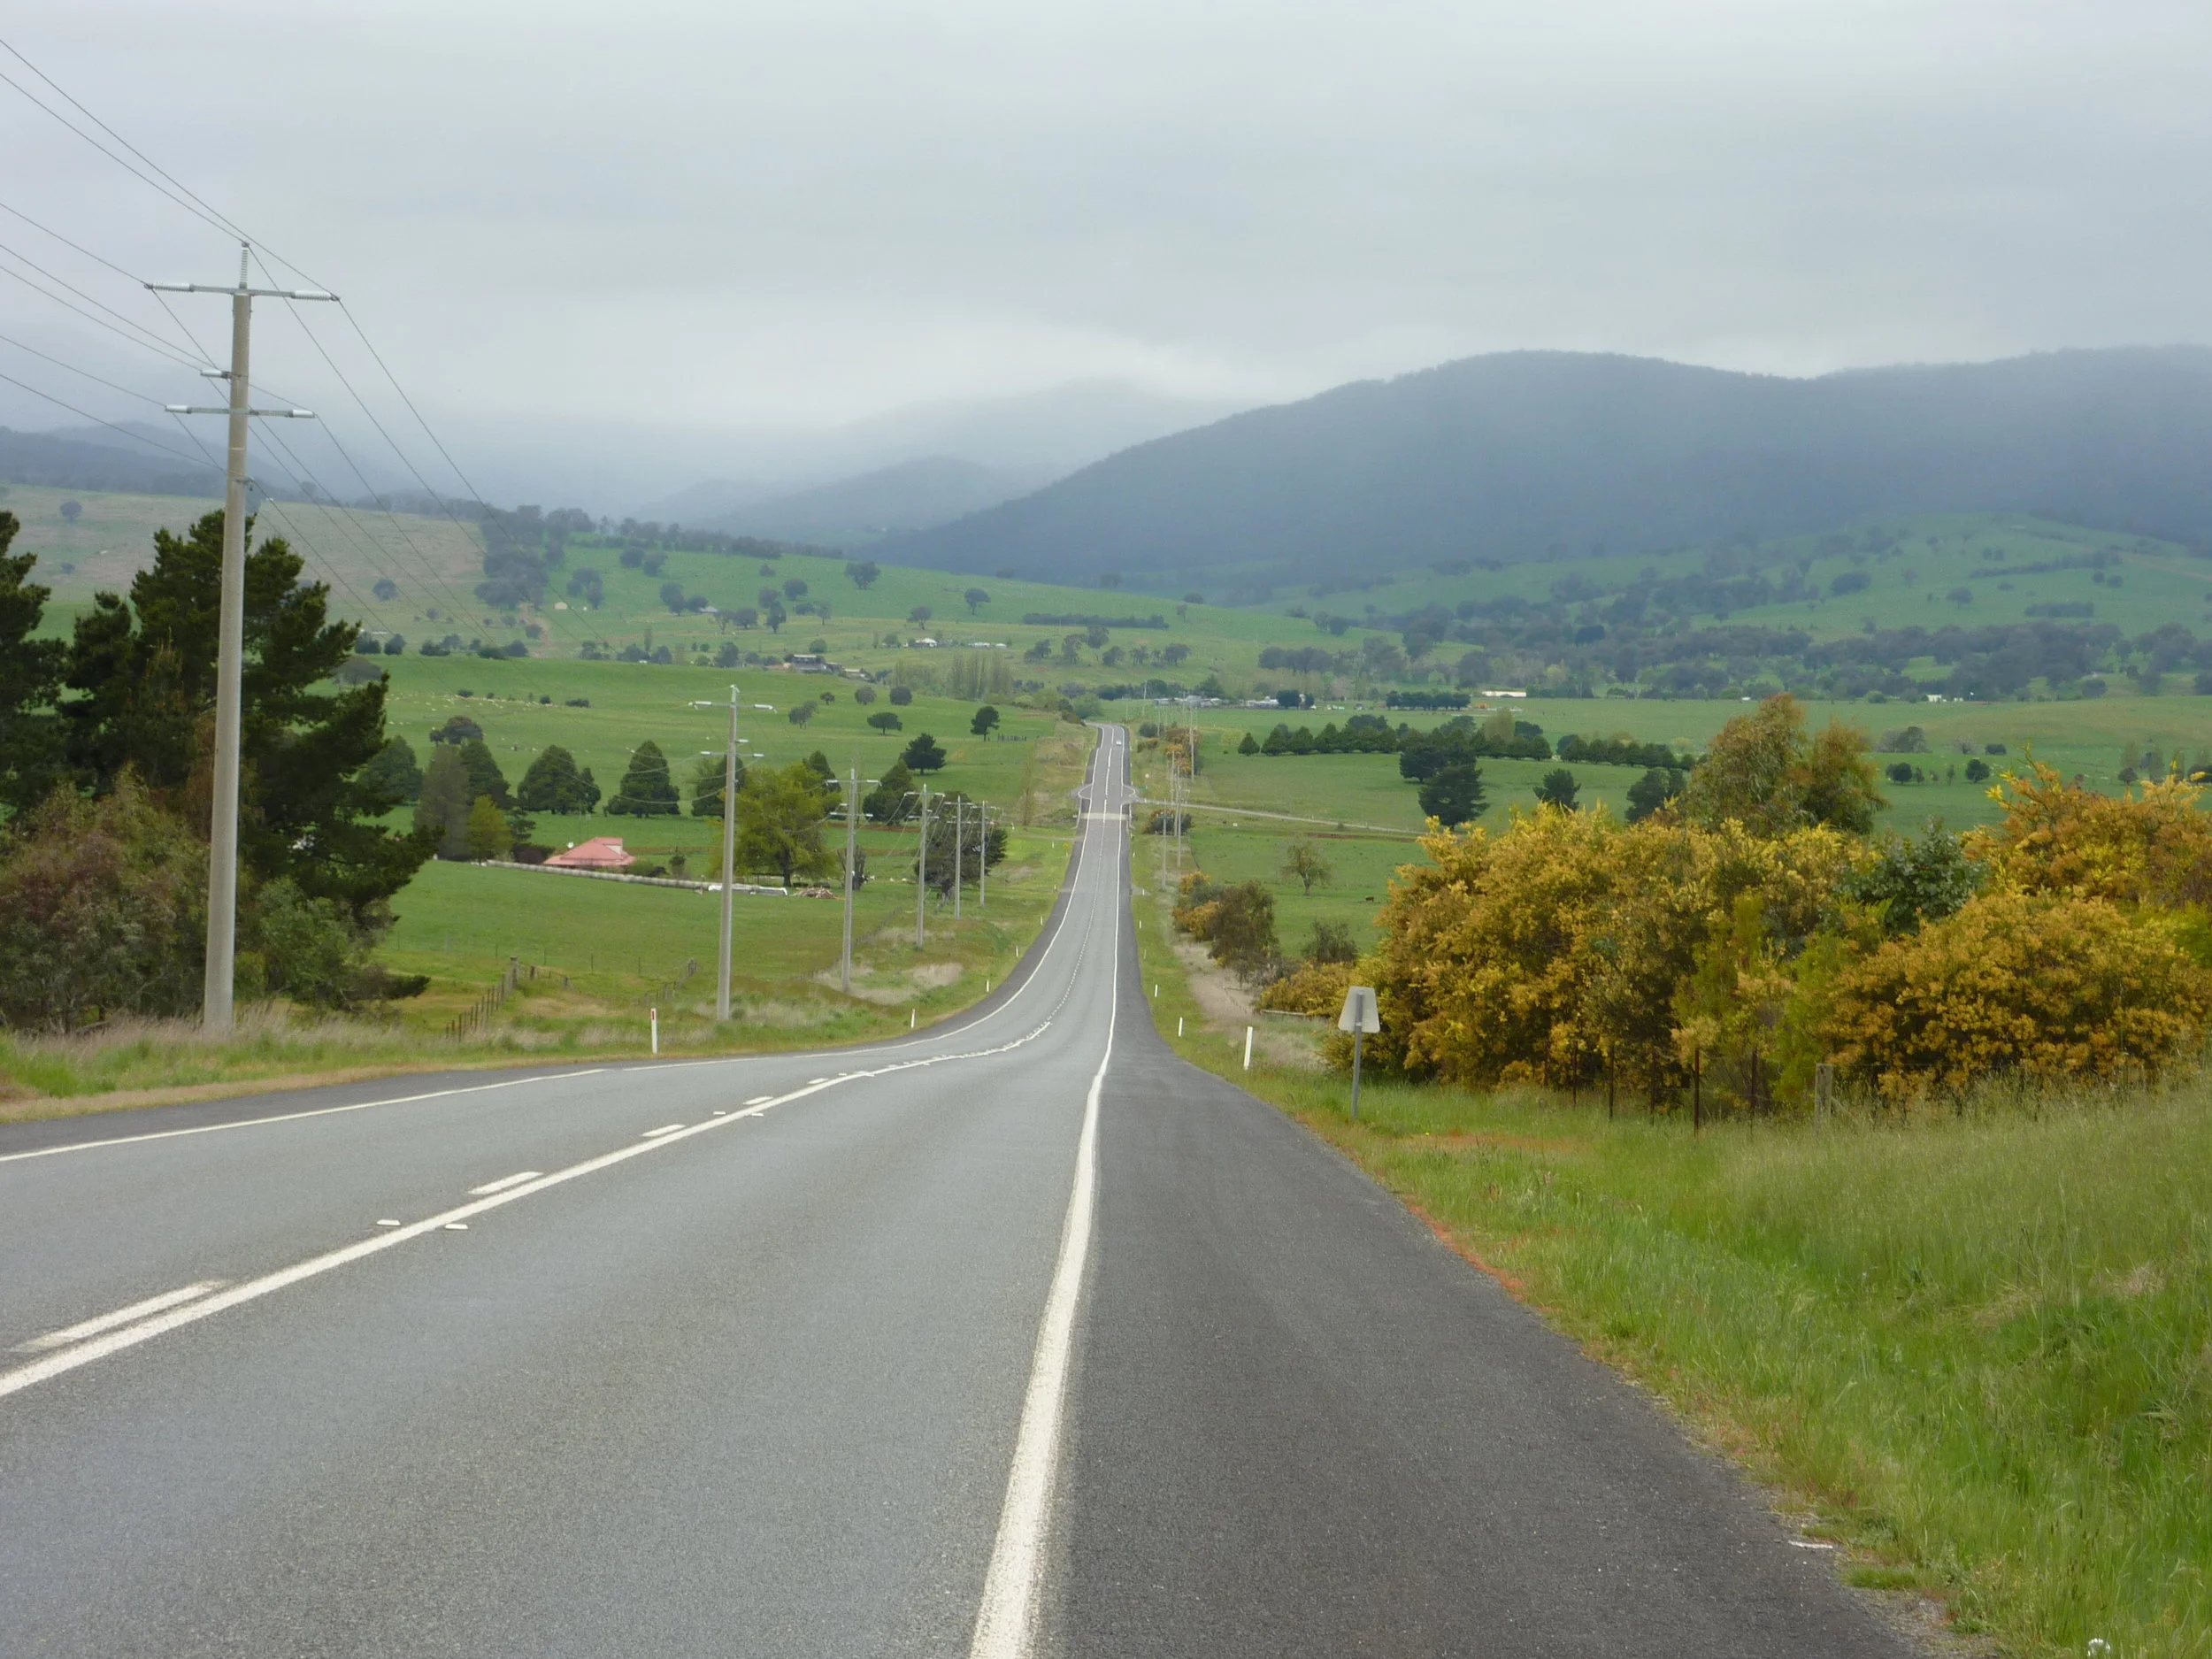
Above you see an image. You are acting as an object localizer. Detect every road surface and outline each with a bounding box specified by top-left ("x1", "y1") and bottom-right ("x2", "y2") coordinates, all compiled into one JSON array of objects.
[{"x1": 0, "y1": 726, "x2": 1911, "y2": 1656}]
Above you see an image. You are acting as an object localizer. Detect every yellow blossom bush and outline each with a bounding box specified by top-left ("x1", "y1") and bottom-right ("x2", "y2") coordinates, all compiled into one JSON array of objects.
[{"x1": 1822, "y1": 890, "x2": 2211, "y2": 1099}]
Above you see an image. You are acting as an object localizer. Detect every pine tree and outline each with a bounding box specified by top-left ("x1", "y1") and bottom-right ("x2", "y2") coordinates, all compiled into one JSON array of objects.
[
  {"x1": 360, "y1": 736, "x2": 423, "y2": 805},
  {"x1": 864, "y1": 758, "x2": 914, "y2": 823},
  {"x1": 518, "y1": 743, "x2": 592, "y2": 813},
  {"x1": 44, "y1": 507, "x2": 424, "y2": 917},
  {"x1": 608, "y1": 740, "x2": 681, "y2": 816},
  {"x1": 457, "y1": 739, "x2": 511, "y2": 808},
  {"x1": 690, "y1": 751, "x2": 744, "y2": 818},
  {"x1": 414, "y1": 745, "x2": 473, "y2": 859},
  {"x1": 0, "y1": 512, "x2": 65, "y2": 814}
]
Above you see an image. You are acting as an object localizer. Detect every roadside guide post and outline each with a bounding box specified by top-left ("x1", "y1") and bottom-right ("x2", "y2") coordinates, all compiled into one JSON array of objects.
[{"x1": 1339, "y1": 985, "x2": 1380, "y2": 1122}]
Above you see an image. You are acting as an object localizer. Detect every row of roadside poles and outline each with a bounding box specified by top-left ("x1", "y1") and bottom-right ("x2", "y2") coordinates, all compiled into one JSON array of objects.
[{"x1": 695, "y1": 686, "x2": 992, "y2": 1023}]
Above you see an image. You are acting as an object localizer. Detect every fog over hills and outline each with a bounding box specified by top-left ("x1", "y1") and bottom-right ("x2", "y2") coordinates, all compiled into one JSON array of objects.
[
  {"x1": 876, "y1": 349, "x2": 2212, "y2": 596},
  {"x1": 690, "y1": 457, "x2": 1063, "y2": 547},
  {"x1": 627, "y1": 379, "x2": 1244, "y2": 527}
]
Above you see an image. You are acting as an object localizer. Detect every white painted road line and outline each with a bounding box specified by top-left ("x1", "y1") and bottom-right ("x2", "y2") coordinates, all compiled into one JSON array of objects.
[
  {"x1": 744, "y1": 1096, "x2": 773, "y2": 1105},
  {"x1": 969, "y1": 797, "x2": 1122, "y2": 1659},
  {"x1": 17, "y1": 1281, "x2": 227, "y2": 1353},
  {"x1": 0, "y1": 1071, "x2": 608, "y2": 1166},
  {"x1": 467, "y1": 1171, "x2": 542, "y2": 1196},
  {"x1": 641, "y1": 1123, "x2": 685, "y2": 1138}
]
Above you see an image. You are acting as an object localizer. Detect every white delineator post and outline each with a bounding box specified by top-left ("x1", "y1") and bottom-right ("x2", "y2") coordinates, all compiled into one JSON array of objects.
[
  {"x1": 1243, "y1": 1026, "x2": 1253, "y2": 1070},
  {"x1": 650, "y1": 1007, "x2": 659, "y2": 1055},
  {"x1": 148, "y1": 243, "x2": 333, "y2": 1032}
]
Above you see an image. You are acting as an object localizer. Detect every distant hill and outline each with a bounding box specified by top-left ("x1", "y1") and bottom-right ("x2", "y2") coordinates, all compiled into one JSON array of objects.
[
  {"x1": 697, "y1": 457, "x2": 1062, "y2": 547},
  {"x1": 0, "y1": 426, "x2": 219, "y2": 499},
  {"x1": 877, "y1": 349, "x2": 2212, "y2": 596}
]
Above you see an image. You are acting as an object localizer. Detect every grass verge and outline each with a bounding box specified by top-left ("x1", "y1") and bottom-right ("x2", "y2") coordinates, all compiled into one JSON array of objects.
[{"x1": 1135, "y1": 885, "x2": 2212, "y2": 1659}]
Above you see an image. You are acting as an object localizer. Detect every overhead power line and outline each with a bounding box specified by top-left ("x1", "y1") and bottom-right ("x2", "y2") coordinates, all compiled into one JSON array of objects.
[
  {"x1": 0, "y1": 38, "x2": 593, "y2": 651},
  {"x1": 0, "y1": 365, "x2": 211, "y2": 467}
]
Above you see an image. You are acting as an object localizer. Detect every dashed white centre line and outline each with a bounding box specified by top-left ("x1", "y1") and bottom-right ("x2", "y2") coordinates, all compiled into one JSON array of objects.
[
  {"x1": 16, "y1": 1282, "x2": 227, "y2": 1353},
  {"x1": 641, "y1": 1123, "x2": 686, "y2": 1138},
  {"x1": 467, "y1": 1171, "x2": 541, "y2": 1196}
]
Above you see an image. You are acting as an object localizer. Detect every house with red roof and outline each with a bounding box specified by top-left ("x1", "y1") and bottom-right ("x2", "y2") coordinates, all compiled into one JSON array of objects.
[{"x1": 543, "y1": 836, "x2": 634, "y2": 871}]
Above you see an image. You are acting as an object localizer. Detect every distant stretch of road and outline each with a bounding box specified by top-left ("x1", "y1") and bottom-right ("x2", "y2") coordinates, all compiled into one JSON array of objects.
[{"x1": 0, "y1": 727, "x2": 1910, "y2": 1657}]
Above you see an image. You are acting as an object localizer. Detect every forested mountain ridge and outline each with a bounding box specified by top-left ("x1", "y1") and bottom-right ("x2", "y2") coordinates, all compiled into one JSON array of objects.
[{"x1": 877, "y1": 348, "x2": 2212, "y2": 596}]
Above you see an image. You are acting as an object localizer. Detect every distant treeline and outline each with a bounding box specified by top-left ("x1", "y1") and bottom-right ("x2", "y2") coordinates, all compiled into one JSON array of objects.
[{"x1": 1240, "y1": 711, "x2": 1697, "y2": 772}]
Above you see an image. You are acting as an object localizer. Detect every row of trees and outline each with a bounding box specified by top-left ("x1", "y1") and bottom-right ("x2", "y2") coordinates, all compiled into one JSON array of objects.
[{"x1": 1262, "y1": 695, "x2": 2210, "y2": 1109}]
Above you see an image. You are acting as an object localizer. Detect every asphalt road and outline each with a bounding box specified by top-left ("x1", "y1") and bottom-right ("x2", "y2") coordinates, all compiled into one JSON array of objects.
[{"x1": 0, "y1": 726, "x2": 1913, "y2": 1658}]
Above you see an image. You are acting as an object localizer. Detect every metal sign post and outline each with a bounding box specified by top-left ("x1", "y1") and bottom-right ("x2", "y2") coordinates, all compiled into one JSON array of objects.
[{"x1": 1338, "y1": 985, "x2": 1380, "y2": 1121}]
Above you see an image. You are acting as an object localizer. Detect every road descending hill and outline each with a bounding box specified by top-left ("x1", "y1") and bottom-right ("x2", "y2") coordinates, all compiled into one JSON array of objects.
[{"x1": 0, "y1": 728, "x2": 1909, "y2": 1657}]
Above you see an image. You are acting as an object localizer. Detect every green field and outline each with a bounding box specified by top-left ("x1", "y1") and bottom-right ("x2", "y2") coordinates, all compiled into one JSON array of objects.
[
  {"x1": 1248, "y1": 511, "x2": 2211, "y2": 644},
  {"x1": 373, "y1": 650, "x2": 1084, "y2": 836}
]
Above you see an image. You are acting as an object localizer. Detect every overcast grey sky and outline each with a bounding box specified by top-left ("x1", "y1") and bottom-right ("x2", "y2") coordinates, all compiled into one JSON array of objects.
[{"x1": 4, "y1": 1, "x2": 2211, "y2": 503}]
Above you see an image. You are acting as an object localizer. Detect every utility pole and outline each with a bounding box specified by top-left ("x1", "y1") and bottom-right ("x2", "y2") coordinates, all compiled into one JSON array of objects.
[
  {"x1": 841, "y1": 764, "x2": 858, "y2": 993},
  {"x1": 978, "y1": 803, "x2": 988, "y2": 912},
  {"x1": 952, "y1": 797, "x2": 964, "y2": 920},
  {"x1": 914, "y1": 781, "x2": 930, "y2": 948},
  {"x1": 718, "y1": 687, "x2": 739, "y2": 1021},
  {"x1": 150, "y1": 242, "x2": 333, "y2": 1033}
]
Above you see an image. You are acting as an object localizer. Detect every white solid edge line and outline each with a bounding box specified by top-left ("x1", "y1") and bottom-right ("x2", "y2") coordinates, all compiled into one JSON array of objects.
[
  {"x1": 17, "y1": 1280, "x2": 227, "y2": 1352},
  {"x1": 641, "y1": 1123, "x2": 685, "y2": 1138},
  {"x1": 466, "y1": 1171, "x2": 542, "y2": 1196},
  {"x1": 0, "y1": 1071, "x2": 608, "y2": 1166},
  {"x1": 968, "y1": 768, "x2": 1122, "y2": 1659}
]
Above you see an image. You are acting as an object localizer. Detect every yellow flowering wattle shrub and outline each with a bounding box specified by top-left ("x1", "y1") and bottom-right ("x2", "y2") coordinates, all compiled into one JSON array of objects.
[
  {"x1": 1968, "y1": 762, "x2": 2212, "y2": 910},
  {"x1": 1822, "y1": 890, "x2": 2212, "y2": 1099},
  {"x1": 1258, "y1": 958, "x2": 1356, "y2": 1018},
  {"x1": 1361, "y1": 803, "x2": 1863, "y2": 1099}
]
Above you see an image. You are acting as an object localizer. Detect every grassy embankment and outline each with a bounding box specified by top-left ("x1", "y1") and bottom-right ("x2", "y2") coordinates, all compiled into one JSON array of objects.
[{"x1": 1127, "y1": 722, "x2": 2212, "y2": 1658}]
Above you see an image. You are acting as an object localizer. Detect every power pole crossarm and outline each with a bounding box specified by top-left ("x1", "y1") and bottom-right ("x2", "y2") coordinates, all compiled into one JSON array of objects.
[{"x1": 150, "y1": 242, "x2": 336, "y2": 1033}]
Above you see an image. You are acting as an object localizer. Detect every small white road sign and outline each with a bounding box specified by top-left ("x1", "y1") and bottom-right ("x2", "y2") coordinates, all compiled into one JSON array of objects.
[{"x1": 1339, "y1": 986, "x2": 1379, "y2": 1034}]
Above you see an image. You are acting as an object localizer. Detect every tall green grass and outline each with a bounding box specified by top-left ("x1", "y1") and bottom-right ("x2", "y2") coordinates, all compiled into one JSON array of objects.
[{"x1": 1136, "y1": 895, "x2": 2212, "y2": 1658}]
